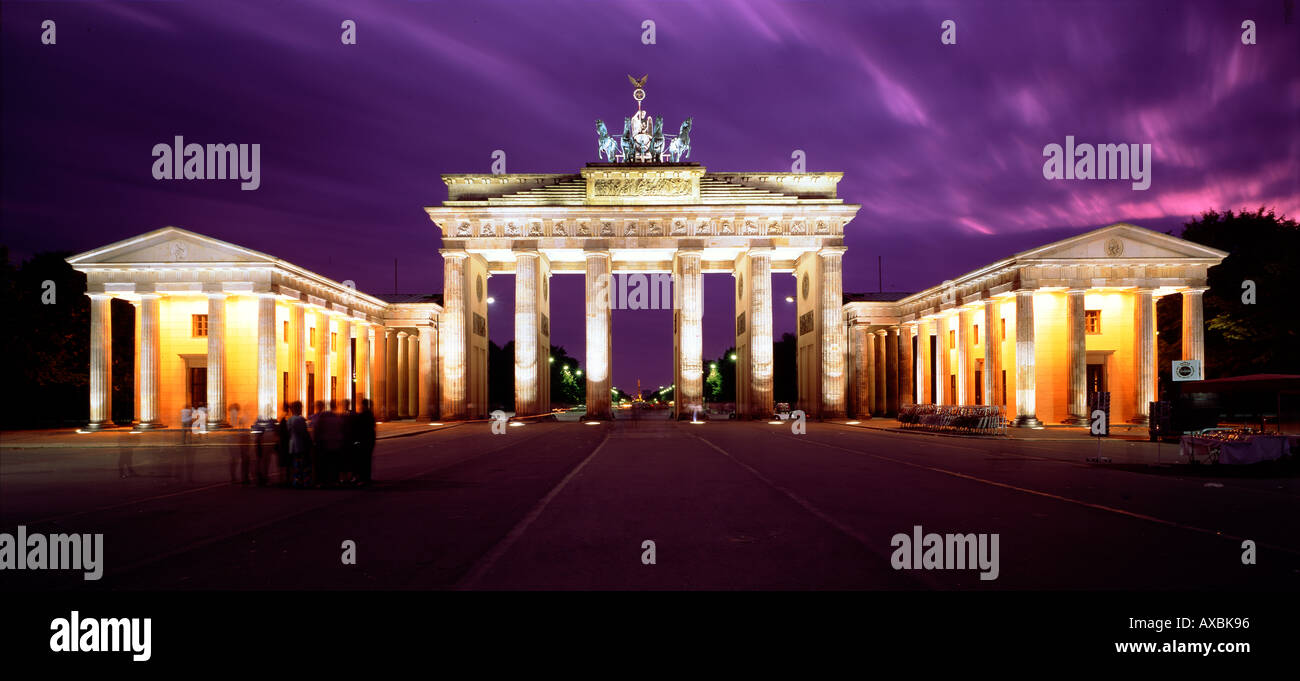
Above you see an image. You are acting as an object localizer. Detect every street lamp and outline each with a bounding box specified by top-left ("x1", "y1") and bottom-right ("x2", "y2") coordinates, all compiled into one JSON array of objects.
[
  {"x1": 486, "y1": 296, "x2": 495, "y2": 304},
  {"x1": 729, "y1": 353, "x2": 737, "y2": 361},
  {"x1": 785, "y1": 296, "x2": 794, "y2": 303}
]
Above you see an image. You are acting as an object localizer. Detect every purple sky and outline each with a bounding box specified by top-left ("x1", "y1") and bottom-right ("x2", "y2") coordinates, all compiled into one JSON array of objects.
[{"x1": 3, "y1": 1, "x2": 1297, "y2": 392}]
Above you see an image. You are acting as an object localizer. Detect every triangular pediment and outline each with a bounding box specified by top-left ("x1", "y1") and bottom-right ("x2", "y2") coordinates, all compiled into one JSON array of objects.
[
  {"x1": 1016, "y1": 223, "x2": 1228, "y2": 262},
  {"x1": 67, "y1": 227, "x2": 278, "y2": 266}
]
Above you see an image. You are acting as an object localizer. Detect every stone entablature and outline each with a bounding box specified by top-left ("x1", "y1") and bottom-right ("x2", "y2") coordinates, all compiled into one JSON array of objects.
[
  {"x1": 71, "y1": 227, "x2": 394, "y2": 325},
  {"x1": 844, "y1": 223, "x2": 1227, "y2": 324}
]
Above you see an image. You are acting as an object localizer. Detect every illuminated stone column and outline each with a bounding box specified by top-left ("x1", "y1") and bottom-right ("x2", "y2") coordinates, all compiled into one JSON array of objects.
[
  {"x1": 355, "y1": 323, "x2": 370, "y2": 404},
  {"x1": 885, "y1": 327, "x2": 899, "y2": 414},
  {"x1": 514, "y1": 251, "x2": 543, "y2": 416},
  {"x1": 206, "y1": 292, "x2": 228, "y2": 428},
  {"x1": 396, "y1": 330, "x2": 409, "y2": 418},
  {"x1": 419, "y1": 323, "x2": 435, "y2": 420},
  {"x1": 849, "y1": 321, "x2": 869, "y2": 417},
  {"x1": 1065, "y1": 289, "x2": 1088, "y2": 425},
  {"x1": 86, "y1": 293, "x2": 113, "y2": 429},
  {"x1": 1014, "y1": 289, "x2": 1041, "y2": 427},
  {"x1": 440, "y1": 252, "x2": 469, "y2": 420},
  {"x1": 292, "y1": 302, "x2": 307, "y2": 406},
  {"x1": 385, "y1": 328, "x2": 399, "y2": 419},
  {"x1": 916, "y1": 319, "x2": 932, "y2": 404},
  {"x1": 956, "y1": 308, "x2": 971, "y2": 405},
  {"x1": 372, "y1": 325, "x2": 388, "y2": 418},
  {"x1": 898, "y1": 322, "x2": 915, "y2": 409},
  {"x1": 746, "y1": 247, "x2": 774, "y2": 418},
  {"x1": 673, "y1": 249, "x2": 704, "y2": 419},
  {"x1": 1132, "y1": 288, "x2": 1156, "y2": 424},
  {"x1": 935, "y1": 315, "x2": 950, "y2": 405},
  {"x1": 314, "y1": 310, "x2": 329, "y2": 407},
  {"x1": 407, "y1": 330, "x2": 419, "y2": 417},
  {"x1": 873, "y1": 329, "x2": 887, "y2": 414},
  {"x1": 864, "y1": 329, "x2": 877, "y2": 415},
  {"x1": 337, "y1": 319, "x2": 352, "y2": 406},
  {"x1": 818, "y1": 246, "x2": 847, "y2": 418},
  {"x1": 1181, "y1": 287, "x2": 1206, "y2": 370},
  {"x1": 256, "y1": 293, "x2": 277, "y2": 421},
  {"x1": 584, "y1": 250, "x2": 613, "y2": 419},
  {"x1": 982, "y1": 298, "x2": 1001, "y2": 408},
  {"x1": 137, "y1": 293, "x2": 163, "y2": 429}
]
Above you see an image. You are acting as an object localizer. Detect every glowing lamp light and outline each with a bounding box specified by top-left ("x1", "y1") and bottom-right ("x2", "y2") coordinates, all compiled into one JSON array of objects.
[
  {"x1": 729, "y1": 353, "x2": 737, "y2": 361},
  {"x1": 585, "y1": 421, "x2": 600, "y2": 425},
  {"x1": 785, "y1": 296, "x2": 794, "y2": 303},
  {"x1": 508, "y1": 421, "x2": 525, "y2": 427},
  {"x1": 430, "y1": 422, "x2": 444, "y2": 426},
  {"x1": 768, "y1": 420, "x2": 782, "y2": 425},
  {"x1": 846, "y1": 420, "x2": 861, "y2": 425},
  {"x1": 486, "y1": 297, "x2": 495, "y2": 304}
]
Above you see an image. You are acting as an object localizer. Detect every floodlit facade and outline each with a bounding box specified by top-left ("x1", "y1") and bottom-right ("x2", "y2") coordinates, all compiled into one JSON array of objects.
[
  {"x1": 67, "y1": 228, "x2": 440, "y2": 429},
  {"x1": 844, "y1": 223, "x2": 1228, "y2": 425},
  {"x1": 68, "y1": 200, "x2": 1225, "y2": 429}
]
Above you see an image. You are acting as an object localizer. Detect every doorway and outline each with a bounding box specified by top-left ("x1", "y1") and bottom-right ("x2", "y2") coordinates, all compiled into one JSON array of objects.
[{"x1": 187, "y1": 366, "x2": 207, "y2": 409}]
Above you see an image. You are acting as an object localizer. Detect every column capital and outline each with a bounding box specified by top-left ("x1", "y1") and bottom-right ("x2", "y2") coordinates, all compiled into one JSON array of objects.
[
  {"x1": 874, "y1": 328, "x2": 889, "y2": 337},
  {"x1": 1182, "y1": 286, "x2": 1209, "y2": 294},
  {"x1": 817, "y1": 245, "x2": 848, "y2": 257},
  {"x1": 1066, "y1": 287, "x2": 1088, "y2": 294}
]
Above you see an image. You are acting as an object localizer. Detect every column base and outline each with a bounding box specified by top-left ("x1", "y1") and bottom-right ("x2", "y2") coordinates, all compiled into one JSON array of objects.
[
  {"x1": 1062, "y1": 415, "x2": 1089, "y2": 426},
  {"x1": 135, "y1": 421, "x2": 166, "y2": 430},
  {"x1": 1014, "y1": 416, "x2": 1042, "y2": 428},
  {"x1": 204, "y1": 421, "x2": 231, "y2": 430},
  {"x1": 82, "y1": 421, "x2": 118, "y2": 431},
  {"x1": 1128, "y1": 415, "x2": 1150, "y2": 426}
]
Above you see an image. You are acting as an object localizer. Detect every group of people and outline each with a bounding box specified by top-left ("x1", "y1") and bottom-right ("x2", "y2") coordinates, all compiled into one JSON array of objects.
[{"x1": 268, "y1": 399, "x2": 377, "y2": 489}]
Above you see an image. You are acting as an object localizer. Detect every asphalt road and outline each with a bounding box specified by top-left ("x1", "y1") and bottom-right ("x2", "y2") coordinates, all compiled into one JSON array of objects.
[{"x1": 2, "y1": 415, "x2": 1297, "y2": 590}]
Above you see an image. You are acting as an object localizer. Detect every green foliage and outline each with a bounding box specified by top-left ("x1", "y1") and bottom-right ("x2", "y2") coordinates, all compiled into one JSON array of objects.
[{"x1": 1166, "y1": 207, "x2": 1300, "y2": 381}]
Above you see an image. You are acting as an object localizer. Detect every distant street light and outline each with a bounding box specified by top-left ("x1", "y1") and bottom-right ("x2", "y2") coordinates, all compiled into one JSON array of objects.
[
  {"x1": 729, "y1": 353, "x2": 737, "y2": 361},
  {"x1": 785, "y1": 296, "x2": 794, "y2": 303},
  {"x1": 486, "y1": 297, "x2": 495, "y2": 304}
]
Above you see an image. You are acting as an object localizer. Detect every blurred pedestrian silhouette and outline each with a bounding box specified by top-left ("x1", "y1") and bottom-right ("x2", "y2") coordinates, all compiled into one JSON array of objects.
[
  {"x1": 180, "y1": 404, "x2": 193, "y2": 445},
  {"x1": 275, "y1": 405, "x2": 292, "y2": 486},
  {"x1": 287, "y1": 401, "x2": 311, "y2": 488},
  {"x1": 355, "y1": 399, "x2": 377, "y2": 486},
  {"x1": 314, "y1": 400, "x2": 344, "y2": 487}
]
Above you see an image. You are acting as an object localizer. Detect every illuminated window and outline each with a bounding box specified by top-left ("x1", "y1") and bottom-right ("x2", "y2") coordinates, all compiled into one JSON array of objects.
[
  {"x1": 1000, "y1": 318, "x2": 1006, "y2": 341},
  {"x1": 283, "y1": 320, "x2": 289, "y2": 342},
  {"x1": 310, "y1": 328, "x2": 315, "y2": 349},
  {"x1": 949, "y1": 329, "x2": 955, "y2": 346},
  {"x1": 1085, "y1": 310, "x2": 1102, "y2": 335},
  {"x1": 973, "y1": 324, "x2": 979, "y2": 345},
  {"x1": 192, "y1": 314, "x2": 208, "y2": 337},
  {"x1": 331, "y1": 332, "x2": 337, "y2": 351}
]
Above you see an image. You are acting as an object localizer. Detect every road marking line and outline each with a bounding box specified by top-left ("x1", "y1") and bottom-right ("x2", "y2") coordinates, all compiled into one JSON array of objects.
[
  {"x1": 458, "y1": 431, "x2": 611, "y2": 590},
  {"x1": 797, "y1": 433, "x2": 1300, "y2": 558},
  {"x1": 690, "y1": 432, "x2": 939, "y2": 589}
]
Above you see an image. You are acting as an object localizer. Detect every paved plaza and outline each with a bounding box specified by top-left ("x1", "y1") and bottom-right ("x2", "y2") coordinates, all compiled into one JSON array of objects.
[{"x1": 2, "y1": 416, "x2": 1295, "y2": 591}]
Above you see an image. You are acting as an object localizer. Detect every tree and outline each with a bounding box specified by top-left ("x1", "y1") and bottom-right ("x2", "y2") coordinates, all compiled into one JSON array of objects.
[
  {"x1": 705, "y1": 361, "x2": 723, "y2": 402},
  {"x1": 1160, "y1": 207, "x2": 1300, "y2": 390}
]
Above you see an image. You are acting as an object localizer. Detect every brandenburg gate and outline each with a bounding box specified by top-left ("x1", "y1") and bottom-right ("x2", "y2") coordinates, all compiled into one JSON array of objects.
[{"x1": 424, "y1": 164, "x2": 859, "y2": 421}]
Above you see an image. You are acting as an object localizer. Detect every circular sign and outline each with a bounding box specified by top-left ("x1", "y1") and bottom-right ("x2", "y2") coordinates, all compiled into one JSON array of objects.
[
  {"x1": 1175, "y1": 362, "x2": 1195, "y2": 380},
  {"x1": 802, "y1": 273, "x2": 810, "y2": 300},
  {"x1": 476, "y1": 275, "x2": 484, "y2": 302},
  {"x1": 738, "y1": 274, "x2": 744, "y2": 300},
  {"x1": 633, "y1": 88, "x2": 645, "y2": 102},
  {"x1": 1105, "y1": 238, "x2": 1124, "y2": 257},
  {"x1": 543, "y1": 277, "x2": 548, "y2": 301}
]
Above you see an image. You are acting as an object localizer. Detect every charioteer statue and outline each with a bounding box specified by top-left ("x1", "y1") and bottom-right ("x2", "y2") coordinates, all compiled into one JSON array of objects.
[{"x1": 596, "y1": 75, "x2": 692, "y2": 163}]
